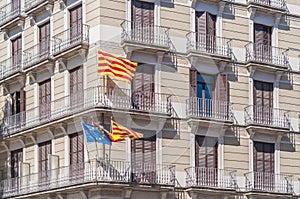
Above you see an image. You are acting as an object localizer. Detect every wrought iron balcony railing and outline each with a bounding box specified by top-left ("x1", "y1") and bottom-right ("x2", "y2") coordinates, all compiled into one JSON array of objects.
[
  {"x1": 24, "y1": 0, "x2": 50, "y2": 12},
  {"x1": 247, "y1": 0, "x2": 286, "y2": 10},
  {"x1": 186, "y1": 97, "x2": 232, "y2": 121},
  {"x1": 121, "y1": 20, "x2": 170, "y2": 48},
  {"x1": 1, "y1": 159, "x2": 175, "y2": 197},
  {"x1": 245, "y1": 172, "x2": 293, "y2": 194},
  {"x1": 0, "y1": 1, "x2": 22, "y2": 27},
  {"x1": 185, "y1": 167, "x2": 237, "y2": 189},
  {"x1": 23, "y1": 40, "x2": 51, "y2": 69},
  {"x1": 186, "y1": 32, "x2": 232, "y2": 58},
  {"x1": 3, "y1": 86, "x2": 172, "y2": 136},
  {"x1": 245, "y1": 42, "x2": 289, "y2": 67},
  {"x1": 0, "y1": 55, "x2": 22, "y2": 80},
  {"x1": 52, "y1": 24, "x2": 89, "y2": 55},
  {"x1": 244, "y1": 105, "x2": 290, "y2": 129}
]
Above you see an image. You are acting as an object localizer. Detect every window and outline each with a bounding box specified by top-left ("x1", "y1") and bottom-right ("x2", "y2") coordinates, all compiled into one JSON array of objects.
[
  {"x1": 195, "y1": 136, "x2": 218, "y2": 186},
  {"x1": 69, "y1": 133, "x2": 84, "y2": 180},
  {"x1": 39, "y1": 79, "x2": 51, "y2": 120},
  {"x1": 12, "y1": 37, "x2": 22, "y2": 66},
  {"x1": 254, "y1": 23, "x2": 272, "y2": 62},
  {"x1": 253, "y1": 141, "x2": 275, "y2": 191},
  {"x1": 189, "y1": 69, "x2": 228, "y2": 118},
  {"x1": 10, "y1": 88, "x2": 25, "y2": 126},
  {"x1": 11, "y1": 149, "x2": 22, "y2": 189},
  {"x1": 131, "y1": 64, "x2": 154, "y2": 110},
  {"x1": 11, "y1": 149, "x2": 23, "y2": 178},
  {"x1": 70, "y1": 66, "x2": 83, "y2": 109},
  {"x1": 38, "y1": 141, "x2": 51, "y2": 185},
  {"x1": 253, "y1": 80, "x2": 273, "y2": 125},
  {"x1": 69, "y1": 5, "x2": 82, "y2": 41},
  {"x1": 39, "y1": 22, "x2": 50, "y2": 56},
  {"x1": 195, "y1": 11, "x2": 216, "y2": 52},
  {"x1": 131, "y1": 0, "x2": 154, "y2": 43},
  {"x1": 131, "y1": 136, "x2": 156, "y2": 183}
]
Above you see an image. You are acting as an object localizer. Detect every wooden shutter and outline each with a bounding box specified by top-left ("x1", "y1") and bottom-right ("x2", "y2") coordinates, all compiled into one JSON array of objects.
[
  {"x1": 11, "y1": 149, "x2": 23, "y2": 178},
  {"x1": 20, "y1": 88, "x2": 25, "y2": 113},
  {"x1": 195, "y1": 136, "x2": 218, "y2": 186},
  {"x1": 195, "y1": 136, "x2": 218, "y2": 168},
  {"x1": 131, "y1": 136, "x2": 156, "y2": 183},
  {"x1": 254, "y1": 24, "x2": 272, "y2": 62},
  {"x1": 215, "y1": 74, "x2": 228, "y2": 101},
  {"x1": 70, "y1": 5, "x2": 82, "y2": 39},
  {"x1": 39, "y1": 22, "x2": 50, "y2": 53},
  {"x1": 131, "y1": 64, "x2": 154, "y2": 110},
  {"x1": 70, "y1": 66, "x2": 83, "y2": 108},
  {"x1": 39, "y1": 79, "x2": 51, "y2": 119},
  {"x1": 195, "y1": 11, "x2": 206, "y2": 50},
  {"x1": 38, "y1": 141, "x2": 51, "y2": 184},
  {"x1": 206, "y1": 13, "x2": 216, "y2": 53},
  {"x1": 190, "y1": 67, "x2": 197, "y2": 97},
  {"x1": 131, "y1": 0, "x2": 154, "y2": 42},
  {"x1": 69, "y1": 133, "x2": 84, "y2": 179},
  {"x1": 254, "y1": 81, "x2": 273, "y2": 124},
  {"x1": 12, "y1": 37, "x2": 22, "y2": 66},
  {"x1": 254, "y1": 142, "x2": 274, "y2": 190}
]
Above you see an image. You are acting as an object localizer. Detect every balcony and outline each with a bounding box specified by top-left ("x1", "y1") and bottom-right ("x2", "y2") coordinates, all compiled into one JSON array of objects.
[
  {"x1": 52, "y1": 24, "x2": 89, "y2": 58},
  {"x1": 186, "y1": 97, "x2": 233, "y2": 126},
  {"x1": 186, "y1": 32, "x2": 232, "y2": 64},
  {"x1": 24, "y1": 0, "x2": 53, "y2": 14},
  {"x1": 0, "y1": 55, "x2": 22, "y2": 81},
  {"x1": 1, "y1": 159, "x2": 175, "y2": 198},
  {"x1": 121, "y1": 20, "x2": 170, "y2": 54},
  {"x1": 245, "y1": 43, "x2": 289, "y2": 71},
  {"x1": 23, "y1": 41, "x2": 52, "y2": 71},
  {"x1": 185, "y1": 167, "x2": 237, "y2": 194},
  {"x1": 0, "y1": 1, "x2": 23, "y2": 29},
  {"x1": 245, "y1": 172, "x2": 293, "y2": 196},
  {"x1": 244, "y1": 105, "x2": 290, "y2": 132},
  {"x1": 3, "y1": 86, "x2": 172, "y2": 136},
  {"x1": 247, "y1": 0, "x2": 287, "y2": 11}
]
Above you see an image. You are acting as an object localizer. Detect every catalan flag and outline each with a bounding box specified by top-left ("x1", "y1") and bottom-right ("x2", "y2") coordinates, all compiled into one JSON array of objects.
[
  {"x1": 92, "y1": 122, "x2": 125, "y2": 142},
  {"x1": 98, "y1": 49, "x2": 138, "y2": 83},
  {"x1": 112, "y1": 120, "x2": 143, "y2": 140}
]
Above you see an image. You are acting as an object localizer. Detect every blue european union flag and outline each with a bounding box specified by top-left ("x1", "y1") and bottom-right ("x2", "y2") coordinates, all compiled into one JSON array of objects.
[{"x1": 82, "y1": 122, "x2": 112, "y2": 145}]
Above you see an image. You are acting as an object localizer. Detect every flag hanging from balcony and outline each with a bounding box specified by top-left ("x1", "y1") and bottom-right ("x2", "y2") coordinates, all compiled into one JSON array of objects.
[
  {"x1": 81, "y1": 122, "x2": 112, "y2": 145},
  {"x1": 112, "y1": 120, "x2": 144, "y2": 140},
  {"x1": 92, "y1": 122, "x2": 125, "y2": 142},
  {"x1": 98, "y1": 49, "x2": 138, "y2": 83}
]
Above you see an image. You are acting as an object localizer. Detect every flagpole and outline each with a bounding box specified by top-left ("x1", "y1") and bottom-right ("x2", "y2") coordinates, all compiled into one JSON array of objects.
[
  {"x1": 101, "y1": 113, "x2": 105, "y2": 160},
  {"x1": 81, "y1": 122, "x2": 92, "y2": 162},
  {"x1": 109, "y1": 116, "x2": 113, "y2": 162}
]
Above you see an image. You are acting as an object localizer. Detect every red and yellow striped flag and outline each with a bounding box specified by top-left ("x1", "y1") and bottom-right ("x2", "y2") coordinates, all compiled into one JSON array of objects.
[
  {"x1": 112, "y1": 120, "x2": 143, "y2": 140},
  {"x1": 98, "y1": 49, "x2": 138, "y2": 83}
]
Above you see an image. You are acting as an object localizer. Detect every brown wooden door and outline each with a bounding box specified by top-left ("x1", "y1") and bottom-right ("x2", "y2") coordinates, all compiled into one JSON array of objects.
[
  {"x1": 70, "y1": 66, "x2": 83, "y2": 109},
  {"x1": 195, "y1": 12, "x2": 216, "y2": 53},
  {"x1": 253, "y1": 142, "x2": 275, "y2": 191},
  {"x1": 39, "y1": 22, "x2": 50, "y2": 56},
  {"x1": 11, "y1": 149, "x2": 23, "y2": 190},
  {"x1": 254, "y1": 24, "x2": 272, "y2": 62},
  {"x1": 39, "y1": 79, "x2": 51, "y2": 120},
  {"x1": 69, "y1": 5, "x2": 82, "y2": 42},
  {"x1": 38, "y1": 141, "x2": 51, "y2": 186},
  {"x1": 195, "y1": 136, "x2": 218, "y2": 186},
  {"x1": 131, "y1": 0, "x2": 154, "y2": 43},
  {"x1": 254, "y1": 81, "x2": 273, "y2": 125},
  {"x1": 131, "y1": 136, "x2": 156, "y2": 183},
  {"x1": 69, "y1": 133, "x2": 84, "y2": 181},
  {"x1": 131, "y1": 64, "x2": 154, "y2": 111},
  {"x1": 12, "y1": 37, "x2": 22, "y2": 67}
]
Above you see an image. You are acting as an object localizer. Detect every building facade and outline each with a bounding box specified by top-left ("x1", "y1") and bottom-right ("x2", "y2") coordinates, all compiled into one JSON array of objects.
[{"x1": 0, "y1": 0, "x2": 300, "y2": 198}]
